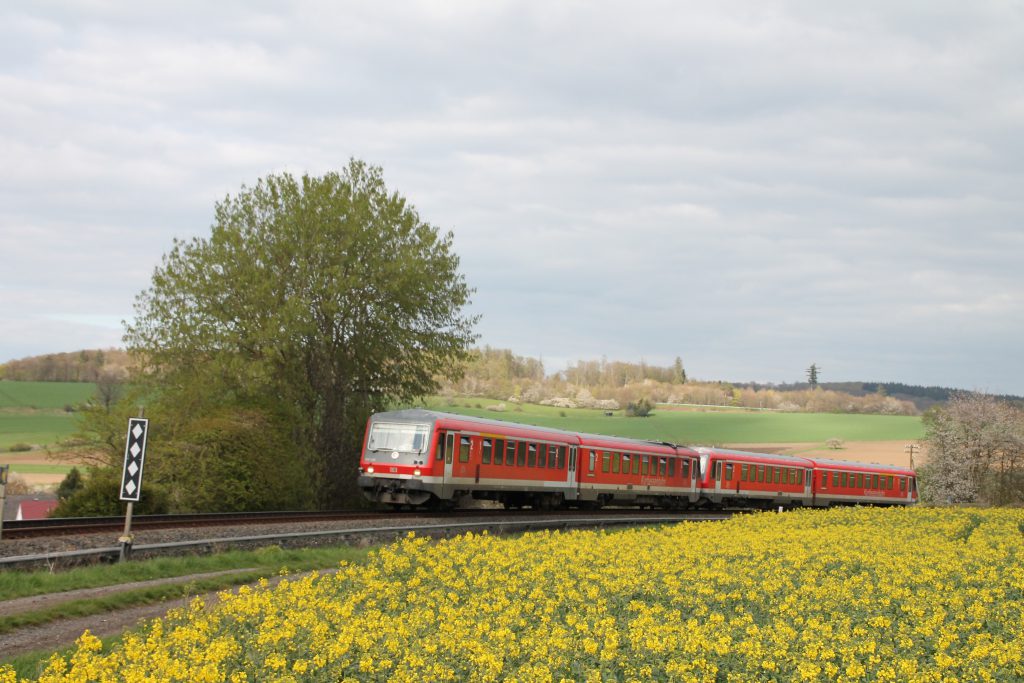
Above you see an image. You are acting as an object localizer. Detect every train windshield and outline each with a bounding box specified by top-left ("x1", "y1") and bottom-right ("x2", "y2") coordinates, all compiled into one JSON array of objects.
[{"x1": 367, "y1": 422, "x2": 430, "y2": 453}]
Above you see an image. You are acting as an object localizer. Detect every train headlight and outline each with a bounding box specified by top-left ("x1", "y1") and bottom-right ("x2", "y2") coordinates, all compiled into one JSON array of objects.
[
  {"x1": 367, "y1": 466, "x2": 375, "y2": 474},
  {"x1": 414, "y1": 468, "x2": 421, "y2": 476}
]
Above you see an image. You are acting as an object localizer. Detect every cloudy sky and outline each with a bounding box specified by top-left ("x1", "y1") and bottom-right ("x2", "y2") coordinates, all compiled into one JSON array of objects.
[{"x1": 2, "y1": 1, "x2": 1022, "y2": 394}]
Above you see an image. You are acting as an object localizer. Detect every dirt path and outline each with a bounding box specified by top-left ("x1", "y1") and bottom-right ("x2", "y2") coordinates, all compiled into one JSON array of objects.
[{"x1": 0, "y1": 569, "x2": 321, "y2": 661}]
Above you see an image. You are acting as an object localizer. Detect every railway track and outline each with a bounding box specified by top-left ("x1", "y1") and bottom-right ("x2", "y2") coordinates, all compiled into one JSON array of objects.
[
  {"x1": 0, "y1": 510, "x2": 386, "y2": 540},
  {"x1": 2, "y1": 507, "x2": 724, "y2": 540},
  {"x1": 0, "y1": 509, "x2": 733, "y2": 570}
]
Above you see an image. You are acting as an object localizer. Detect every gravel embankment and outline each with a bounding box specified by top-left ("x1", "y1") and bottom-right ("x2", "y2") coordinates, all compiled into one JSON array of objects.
[{"x1": 0, "y1": 515, "x2": 474, "y2": 564}]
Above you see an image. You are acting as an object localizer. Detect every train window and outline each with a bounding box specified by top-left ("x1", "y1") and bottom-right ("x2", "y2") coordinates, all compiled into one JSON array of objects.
[
  {"x1": 612, "y1": 453, "x2": 620, "y2": 474},
  {"x1": 642, "y1": 456, "x2": 650, "y2": 476},
  {"x1": 494, "y1": 439, "x2": 505, "y2": 465},
  {"x1": 873, "y1": 474, "x2": 880, "y2": 489},
  {"x1": 681, "y1": 459, "x2": 689, "y2": 479},
  {"x1": 538, "y1": 444, "x2": 547, "y2": 468},
  {"x1": 740, "y1": 464, "x2": 748, "y2": 481},
  {"x1": 900, "y1": 477, "x2": 906, "y2": 492},
  {"x1": 633, "y1": 455, "x2": 641, "y2": 475},
  {"x1": 669, "y1": 458, "x2": 676, "y2": 477},
  {"x1": 725, "y1": 463, "x2": 733, "y2": 481},
  {"x1": 527, "y1": 444, "x2": 537, "y2": 467},
  {"x1": 659, "y1": 458, "x2": 667, "y2": 476},
  {"x1": 482, "y1": 439, "x2": 492, "y2": 464},
  {"x1": 557, "y1": 446, "x2": 566, "y2": 469},
  {"x1": 770, "y1": 468, "x2": 778, "y2": 484},
  {"x1": 600, "y1": 452, "x2": 609, "y2": 473},
  {"x1": 840, "y1": 472, "x2": 847, "y2": 487},
  {"x1": 855, "y1": 473, "x2": 862, "y2": 488},
  {"x1": 588, "y1": 451, "x2": 596, "y2": 474},
  {"x1": 436, "y1": 432, "x2": 447, "y2": 461},
  {"x1": 506, "y1": 441, "x2": 517, "y2": 465},
  {"x1": 799, "y1": 470, "x2": 805, "y2": 485},
  {"x1": 459, "y1": 437, "x2": 471, "y2": 463},
  {"x1": 832, "y1": 472, "x2": 840, "y2": 487},
  {"x1": 622, "y1": 454, "x2": 631, "y2": 472},
  {"x1": 756, "y1": 465, "x2": 764, "y2": 483},
  {"x1": 517, "y1": 443, "x2": 527, "y2": 467}
]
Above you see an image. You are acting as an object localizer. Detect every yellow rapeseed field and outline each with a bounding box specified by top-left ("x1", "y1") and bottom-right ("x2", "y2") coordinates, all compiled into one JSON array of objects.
[{"x1": 4, "y1": 507, "x2": 1023, "y2": 682}]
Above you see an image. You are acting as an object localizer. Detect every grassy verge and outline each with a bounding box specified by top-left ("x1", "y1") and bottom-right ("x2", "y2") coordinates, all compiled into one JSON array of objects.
[{"x1": 0, "y1": 544, "x2": 371, "y2": 602}]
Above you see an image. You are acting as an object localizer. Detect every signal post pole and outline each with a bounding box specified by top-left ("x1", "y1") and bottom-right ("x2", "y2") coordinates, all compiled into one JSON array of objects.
[{"x1": 119, "y1": 410, "x2": 149, "y2": 562}]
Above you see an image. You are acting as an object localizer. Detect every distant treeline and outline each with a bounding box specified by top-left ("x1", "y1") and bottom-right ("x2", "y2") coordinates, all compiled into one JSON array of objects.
[
  {"x1": 444, "y1": 348, "x2": 922, "y2": 415},
  {"x1": 734, "y1": 381, "x2": 1023, "y2": 412},
  {"x1": 0, "y1": 349, "x2": 131, "y2": 382}
]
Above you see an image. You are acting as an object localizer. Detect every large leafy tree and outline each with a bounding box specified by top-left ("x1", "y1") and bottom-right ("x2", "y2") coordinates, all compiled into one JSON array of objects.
[{"x1": 126, "y1": 160, "x2": 478, "y2": 506}]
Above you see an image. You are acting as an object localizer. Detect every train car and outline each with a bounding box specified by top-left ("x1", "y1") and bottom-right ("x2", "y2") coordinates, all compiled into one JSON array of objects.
[
  {"x1": 578, "y1": 434, "x2": 699, "y2": 509},
  {"x1": 358, "y1": 409, "x2": 580, "y2": 509},
  {"x1": 806, "y1": 457, "x2": 918, "y2": 507},
  {"x1": 694, "y1": 447, "x2": 815, "y2": 508}
]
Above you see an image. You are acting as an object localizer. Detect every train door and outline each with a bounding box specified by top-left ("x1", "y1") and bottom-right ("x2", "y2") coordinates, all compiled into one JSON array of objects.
[
  {"x1": 440, "y1": 432, "x2": 456, "y2": 498},
  {"x1": 565, "y1": 446, "x2": 578, "y2": 501}
]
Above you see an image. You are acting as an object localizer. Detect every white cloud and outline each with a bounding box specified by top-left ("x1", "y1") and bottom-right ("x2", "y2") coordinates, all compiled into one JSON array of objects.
[{"x1": 1, "y1": 0, "x2": 1022, "y2": 393}]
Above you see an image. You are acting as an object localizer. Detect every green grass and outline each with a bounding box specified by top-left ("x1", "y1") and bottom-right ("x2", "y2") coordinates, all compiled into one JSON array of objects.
[
  {"x1": 8, "y1": 464, "x2": 75, "y2": 475},
  {"x1": 0, "y1": 544, "x2": 370, "y2": 602},
  {"x1": 0, "y1": 381, "x2": 97, "y2": 451},
  {"x1": 419, "y1": 397, "x2": 924, "y2": 443},
  {"x1": 0, "y1": 413, "x2": 80, "y2": 452},
  {"x1": 0, "y1": 381, "x2": 97, "y2": 410},
  {"x1": 0, "y1": 543, "x2": 374, "y2": 675}
]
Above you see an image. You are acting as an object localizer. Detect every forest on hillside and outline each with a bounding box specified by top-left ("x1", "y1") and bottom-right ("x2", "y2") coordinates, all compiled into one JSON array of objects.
[
  {"x1": 0, "y1": 349, "x2": 130, "y2": 383},
  {"x1": 5, "y1": 346, "x2": 1017, "y2": 416}
]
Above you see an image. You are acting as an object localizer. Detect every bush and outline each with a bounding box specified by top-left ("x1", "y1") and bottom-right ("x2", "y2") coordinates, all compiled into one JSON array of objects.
[
  {"x1": 8, "y1": 443, "x2": 33, "y2": 452},
  {"x1": 54, "y1": 467, "x2": 170, "y2": 517},
  {"x1": 152, "y1": 409, "x2": 315, "y2": 513},
  {"x1": 56, "y1": 467, "x2": 84, "y2": 500},
  {"x1": 625, "y1": 397, "x2": 654, "y2": 417}
]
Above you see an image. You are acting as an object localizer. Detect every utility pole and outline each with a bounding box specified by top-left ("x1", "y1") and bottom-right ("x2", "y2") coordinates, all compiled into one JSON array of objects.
[
  {"x1": 905, "y1": 443, "x2": 920, "y2": 469},
  {"x1": 0, "y1": 464, "x2": 9, "y2": 541}
]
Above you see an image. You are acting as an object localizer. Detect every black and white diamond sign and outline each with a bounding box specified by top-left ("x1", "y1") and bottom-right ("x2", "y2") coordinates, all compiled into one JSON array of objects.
[{"x1": 119, "y1": 418, "x2": 149, "y2": 502}]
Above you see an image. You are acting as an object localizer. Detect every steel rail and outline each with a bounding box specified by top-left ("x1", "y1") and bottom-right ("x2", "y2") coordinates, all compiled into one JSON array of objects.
[{"x1": 0, "y1": 513, "x2": 730, "y2": 570}]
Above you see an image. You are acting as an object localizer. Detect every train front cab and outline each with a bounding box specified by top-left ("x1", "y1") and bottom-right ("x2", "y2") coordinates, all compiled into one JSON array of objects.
[{"x1": 358, "y1": 410, "x2": 444, "y2": 507}]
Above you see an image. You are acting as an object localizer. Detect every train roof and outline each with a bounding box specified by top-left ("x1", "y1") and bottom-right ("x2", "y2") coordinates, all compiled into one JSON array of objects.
[
  {"x1": 803, "y1": 456, "x2": 916, "y2": 474},
  {"x1": 370, "y1": 409, "x2": 579, "y2": 437},
  {"x1": 693, "y1": 447, "x2": 813, "y2": 466},
  {"x1": 368, "y1": 409, "x2": 690, "y2": 452}
]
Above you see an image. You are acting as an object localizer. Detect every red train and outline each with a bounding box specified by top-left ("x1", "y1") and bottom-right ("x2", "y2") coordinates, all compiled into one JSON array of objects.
[{"x1": 357, "y1": 409, "x2": 918, "y2": 510}]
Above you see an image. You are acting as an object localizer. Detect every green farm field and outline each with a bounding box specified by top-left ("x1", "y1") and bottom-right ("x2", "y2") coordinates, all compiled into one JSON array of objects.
[
  {"x1": 0, "y1": 380, "x2": 97, "y2": 410},
  {"x1": 0, "y1": 381, "x2": 96, "y2": 455},
  {"x1": 420, "y1": 397, "x2": 925, "y2": 444}
]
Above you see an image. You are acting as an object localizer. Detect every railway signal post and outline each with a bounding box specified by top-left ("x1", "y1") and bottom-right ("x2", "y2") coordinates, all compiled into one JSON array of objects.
[{"x1": 119, "y1": 413, "x2": 149, "y2": 562}]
